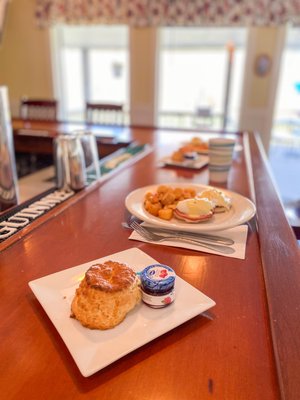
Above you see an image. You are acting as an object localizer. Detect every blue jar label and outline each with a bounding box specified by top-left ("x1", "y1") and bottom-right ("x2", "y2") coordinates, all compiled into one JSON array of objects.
[
  {"x1": 140, "y1": 264, "x2": 176, "y2": 294},
  {"x1": 147, "y1": 265, "x2": 175, "y2": 281}
]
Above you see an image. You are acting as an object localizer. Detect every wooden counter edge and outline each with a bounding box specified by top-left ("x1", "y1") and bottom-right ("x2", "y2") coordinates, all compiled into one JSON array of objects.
[
  {"x1": 248, "y1": 131, "x2": 300, "y2": 400},
  {"x1": 0, "y1": 145, "x2": 153, "y2": 252}
]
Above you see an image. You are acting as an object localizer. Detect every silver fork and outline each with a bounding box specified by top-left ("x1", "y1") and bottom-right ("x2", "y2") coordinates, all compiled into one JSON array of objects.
[{"x1": 130, "y1": 221, "x2": 235, "y2": 254}]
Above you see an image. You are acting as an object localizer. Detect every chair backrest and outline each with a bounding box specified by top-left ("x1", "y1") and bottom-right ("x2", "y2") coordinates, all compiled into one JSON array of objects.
[
  {"x1": 85, "y1": 102, "x2": 124, "y2": 125},
  {"x1": 193, "y1": 106, "x2": 213, "y2": 128},
  {"x1": 285, "y1": 200, "x2": 300, "y2": 240},
  {"x1": 20, "y1": 98, "x2": 58, "y2": 121}
]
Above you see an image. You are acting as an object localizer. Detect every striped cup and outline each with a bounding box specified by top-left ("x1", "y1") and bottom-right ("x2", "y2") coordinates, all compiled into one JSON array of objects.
[{"x1": 208, "y1": 138, "x2": 235, "y2": 183}]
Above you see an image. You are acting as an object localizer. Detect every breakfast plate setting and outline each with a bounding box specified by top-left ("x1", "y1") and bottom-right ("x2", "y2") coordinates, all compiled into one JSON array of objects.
[
  {"x1": 181, "y1": 136, "x2": 209, "y2": 154},
  {"x1": 125, "y1": 183, "x2": 256, "y2": 233},
  {"x1": 160, "y1": 154, "x2": 209, "y2": 170},
  {"x1": 180, "y1": 136, "x2": 243, "y2": 155},
  {"x1": 159, "y1": 135, "x2": 243, "y2": 171},
  {"x1": 28, "y1": 248, "x2": 215, "y2": 377}
]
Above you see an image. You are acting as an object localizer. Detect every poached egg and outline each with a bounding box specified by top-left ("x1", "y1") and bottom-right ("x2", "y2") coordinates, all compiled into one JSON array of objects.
[
  {"x1": 197, "y1": 188, "x2": 231, "y2": 213},
  {"x1": 174, "y1": 198, "x2": 214, "y2": 223}
]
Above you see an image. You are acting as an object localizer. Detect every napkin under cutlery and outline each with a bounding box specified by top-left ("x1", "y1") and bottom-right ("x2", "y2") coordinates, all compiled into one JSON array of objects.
[{"x1": 129, "y1": 224, "x2": 248, "y2": 259}]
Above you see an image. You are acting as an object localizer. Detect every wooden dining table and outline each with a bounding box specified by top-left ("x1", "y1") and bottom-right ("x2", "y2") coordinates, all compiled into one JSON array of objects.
[
  {"x1": 1, "y1": 126, "x2": 299, "y2": 400},
  {"x1": 12, "y1": 118, "x2": 134, "y2": 158}
]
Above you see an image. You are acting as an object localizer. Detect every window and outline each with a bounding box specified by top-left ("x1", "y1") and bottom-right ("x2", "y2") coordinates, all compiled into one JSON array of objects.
[
  {"x1": 158, "y1": 27, "x2": 247, "y2": 130},
  {"x1": 51, "y1": 25, "x2": 129, "y2": 122}
]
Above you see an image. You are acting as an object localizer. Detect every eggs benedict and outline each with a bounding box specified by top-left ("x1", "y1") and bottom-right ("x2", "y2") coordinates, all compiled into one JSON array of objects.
[
  {"x1": 174, "y1": 198, "x2": 214, "y2": 223},
  {"x1": 197, "y1": 188, "x2": 231, "y2": 213}
]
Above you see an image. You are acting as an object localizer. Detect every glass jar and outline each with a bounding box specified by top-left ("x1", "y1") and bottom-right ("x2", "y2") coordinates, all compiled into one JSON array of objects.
[{"x1": 140, "y1": 264, "x2": 176, "y2": 309}]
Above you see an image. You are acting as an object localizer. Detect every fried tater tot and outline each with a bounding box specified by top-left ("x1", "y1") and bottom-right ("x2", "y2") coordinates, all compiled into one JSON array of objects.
[
  {"x1": 143, "y1": 186, "x2": 196, "y2": 221},
  {"x1": 161, "y1": 191, "x2": 176, "y2": 206},
  {"x1": 157, "y1": 185, "x2": 169, "y2": 194},
  {"x1": 158, "y1": 208, "x2": 173, "y2": 220}
]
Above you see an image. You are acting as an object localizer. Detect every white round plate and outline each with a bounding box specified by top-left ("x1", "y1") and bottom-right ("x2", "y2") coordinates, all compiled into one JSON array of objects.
[{"x1": 125, "y1": 183, "x2": 256, "y2": 232}]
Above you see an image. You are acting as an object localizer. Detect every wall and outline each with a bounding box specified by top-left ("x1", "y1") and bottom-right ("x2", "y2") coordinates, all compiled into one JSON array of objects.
[
  {"x1": 0, "y1": 0, "x2": 53, "y2": 116},
  {"x1": 130, "y1": 26, "x2": 158, "y2": 127},
  {"x1": 239, "y1": 26, "x2": 286, "y2": 152}
]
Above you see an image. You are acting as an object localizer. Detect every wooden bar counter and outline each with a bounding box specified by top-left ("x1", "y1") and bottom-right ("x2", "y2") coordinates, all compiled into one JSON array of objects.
[{"x1": 1, "y1": 127, "x2": 299, "y2": 400}]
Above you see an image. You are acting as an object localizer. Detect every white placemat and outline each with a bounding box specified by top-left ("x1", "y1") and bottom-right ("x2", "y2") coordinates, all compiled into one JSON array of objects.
[{"x1": 129, "y1": 225, "x2": 248, "y2": 259}]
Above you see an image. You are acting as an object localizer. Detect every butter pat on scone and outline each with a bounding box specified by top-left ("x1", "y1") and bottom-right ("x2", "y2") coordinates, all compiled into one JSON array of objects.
[{"x1": 71, "y1": 260, "x2": 141, "y2": 330}]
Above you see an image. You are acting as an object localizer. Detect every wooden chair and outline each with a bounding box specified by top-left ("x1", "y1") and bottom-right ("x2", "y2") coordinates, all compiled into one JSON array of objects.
[
  {"x1": 193, "y1": 107, "x2": 213, "y2": 128},
  {"x1": 17, "y1": 98, "x2": 57, "y2": 177},
  {"x1": 285, "y1": 200, "x2": 300, "y2": 240},
  {"x1": 85, "y1": 102, "x2": 124, "y2": 125},
  {"x1": 19, "y1": 98, "x2": 58, "y2": 121}
]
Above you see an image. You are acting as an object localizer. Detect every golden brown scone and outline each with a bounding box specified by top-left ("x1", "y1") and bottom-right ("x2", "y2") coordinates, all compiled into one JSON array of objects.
[{"x1": 71, "y1": 261, "x2": 141, "y2": 330}]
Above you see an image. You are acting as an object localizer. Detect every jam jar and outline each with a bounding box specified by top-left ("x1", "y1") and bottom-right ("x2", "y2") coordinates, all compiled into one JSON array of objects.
[{"x1": 140, "y1": 264, "x2": 176, "y2": 308}]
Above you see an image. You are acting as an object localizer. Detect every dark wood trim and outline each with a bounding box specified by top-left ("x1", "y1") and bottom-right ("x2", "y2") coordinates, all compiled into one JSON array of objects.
[{"x1": 250, "y1": 131, "x2": 300, "y2": 400}]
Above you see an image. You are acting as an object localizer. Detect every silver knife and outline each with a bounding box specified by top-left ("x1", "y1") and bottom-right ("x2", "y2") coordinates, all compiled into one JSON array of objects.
[{"x1": 142, "y1": 225, "x2": 234, "y2": 245}]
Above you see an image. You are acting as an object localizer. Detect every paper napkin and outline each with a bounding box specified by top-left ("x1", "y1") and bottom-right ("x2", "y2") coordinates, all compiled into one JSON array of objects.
[{"x1": 129, "y1": 224, "x2": 248, "y2": 259}]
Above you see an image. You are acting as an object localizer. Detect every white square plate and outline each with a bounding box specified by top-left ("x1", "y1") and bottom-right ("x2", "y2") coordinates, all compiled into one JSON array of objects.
[
  {"x1": 29, "y1": 248, "x2": 215, "y2": 377},
  {"x1": 160, "y1": 155, "x2": 209, "y2": 170}
]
